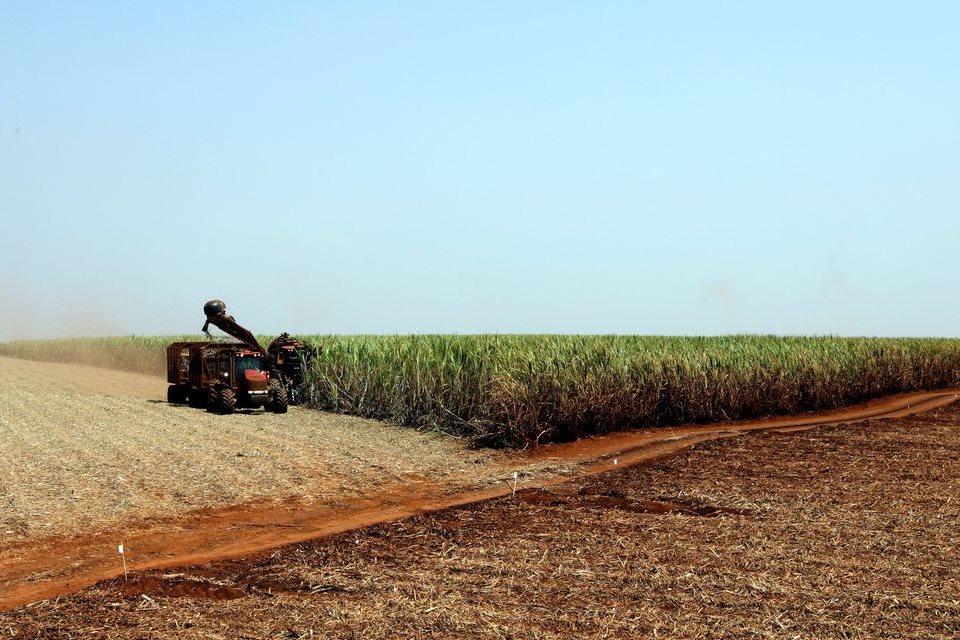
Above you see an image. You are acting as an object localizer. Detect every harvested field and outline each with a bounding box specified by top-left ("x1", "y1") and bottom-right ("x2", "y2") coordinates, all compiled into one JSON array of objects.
[
  {"x1": 3, "y1": 404, "x2": 959, "y2": 638},
  {"x1": 0, "y1": 355, "x2": 530, "y2": 540}
]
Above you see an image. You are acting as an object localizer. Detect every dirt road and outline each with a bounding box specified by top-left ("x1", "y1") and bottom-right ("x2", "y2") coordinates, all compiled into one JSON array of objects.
[{"x1": 0, "y1": 355, "x2": 957, "y2": 612}]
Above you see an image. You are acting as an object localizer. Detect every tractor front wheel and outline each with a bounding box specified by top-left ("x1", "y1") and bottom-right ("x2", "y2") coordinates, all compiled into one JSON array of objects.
[{"x1": 268, "y1": 379, "x2": 288, "y2": 414}]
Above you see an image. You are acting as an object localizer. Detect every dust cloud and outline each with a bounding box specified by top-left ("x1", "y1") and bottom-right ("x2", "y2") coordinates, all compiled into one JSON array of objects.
[
  {"x1": 706, "y1": 281, "x2": 738, "y2": 324},
  {"x1": 0, "y1": 287, "x2": 38, "y2": 341},
  {"x1": 0, "y1": 284, "x2": 127, "y2": 341}
]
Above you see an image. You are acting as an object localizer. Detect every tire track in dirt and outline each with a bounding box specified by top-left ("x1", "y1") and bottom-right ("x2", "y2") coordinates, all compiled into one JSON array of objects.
[{"x1": 0, "y1": 356, "x2": 957, "y2": 611}]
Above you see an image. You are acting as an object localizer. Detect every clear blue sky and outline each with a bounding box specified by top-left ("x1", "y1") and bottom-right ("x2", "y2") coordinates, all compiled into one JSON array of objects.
[{"x1": 2, "y1": 2, "x2": 958, "y2": 339}]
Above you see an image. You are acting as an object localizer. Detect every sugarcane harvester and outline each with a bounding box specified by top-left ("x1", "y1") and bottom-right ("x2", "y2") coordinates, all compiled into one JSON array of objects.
[{"x1": 166, "y1": 300, "x2": 313, "y2": 414}]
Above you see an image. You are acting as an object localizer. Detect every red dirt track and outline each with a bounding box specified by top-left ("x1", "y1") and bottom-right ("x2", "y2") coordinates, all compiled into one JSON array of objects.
[{"x1": 1, "y1": 388, "x2": 957, "y2": 613}]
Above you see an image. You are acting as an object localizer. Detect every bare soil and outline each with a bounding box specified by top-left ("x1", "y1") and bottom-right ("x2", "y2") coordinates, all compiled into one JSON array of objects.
[{"x1": 1, "y1": 357, "x2": 959, "y2": 637}]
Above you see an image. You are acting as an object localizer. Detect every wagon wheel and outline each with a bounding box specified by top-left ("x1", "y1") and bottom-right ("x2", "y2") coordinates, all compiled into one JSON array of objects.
[{"x1": 188, "y1": 388, "x2": 205, "y2": 408}]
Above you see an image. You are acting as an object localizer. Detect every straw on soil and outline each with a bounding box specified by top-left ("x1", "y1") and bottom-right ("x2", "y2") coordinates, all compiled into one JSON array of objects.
[{"x1": 0, "y1": 356, "x2": 518, "y2": 540}]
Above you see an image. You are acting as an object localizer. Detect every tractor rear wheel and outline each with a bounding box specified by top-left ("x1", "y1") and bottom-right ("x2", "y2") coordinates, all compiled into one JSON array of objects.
[
  {"x1": 268, "y1": 379, "x2": 288, "y2": 414},
  {"x1": 206, "y1": 387, "x2": 221, "y2": 413},
  {"x1": 219, "y1": 388, "x2": 237, "y2": 414}
]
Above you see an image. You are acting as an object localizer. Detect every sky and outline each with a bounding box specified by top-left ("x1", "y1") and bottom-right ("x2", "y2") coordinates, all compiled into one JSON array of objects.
[{"x1": 1, "y1": 2, "x2": 958, "y2": 339}]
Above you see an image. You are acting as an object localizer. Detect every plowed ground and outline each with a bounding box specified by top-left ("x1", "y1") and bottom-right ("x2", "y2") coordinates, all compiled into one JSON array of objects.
[{"x1": 1, "y1": 357, "x2": 959, "y2": 637}]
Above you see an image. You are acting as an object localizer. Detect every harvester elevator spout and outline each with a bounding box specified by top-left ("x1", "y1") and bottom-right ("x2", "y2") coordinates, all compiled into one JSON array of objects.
[{"x1": 201, "y1": 299, "x2": 264, "y2": 353}]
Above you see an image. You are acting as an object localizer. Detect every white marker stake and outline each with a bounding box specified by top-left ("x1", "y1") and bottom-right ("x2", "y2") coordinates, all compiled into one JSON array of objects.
[
  {"x1": 613, "y1": 458, "x2": 618, "y2": 466},
  {"x1": 511, "y1": 471, "x2": 519, "y2": 497},
  {"x1": 119, "y1": 543, "x2": 128, "y2": 581}
]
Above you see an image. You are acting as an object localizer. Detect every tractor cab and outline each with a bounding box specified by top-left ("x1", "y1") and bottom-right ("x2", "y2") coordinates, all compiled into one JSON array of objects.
[
  {"x1": 236, "y1": 353, "x2": 266, "y2": 378},
  {"x1": 235, "y1": 351, "x2": 269, "y2": 404}
]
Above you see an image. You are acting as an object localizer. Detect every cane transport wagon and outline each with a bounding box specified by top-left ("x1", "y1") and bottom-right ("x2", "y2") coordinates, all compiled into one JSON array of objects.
[{"x1": 166, "y1": 341, "x2": 288, "y2": 414}]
